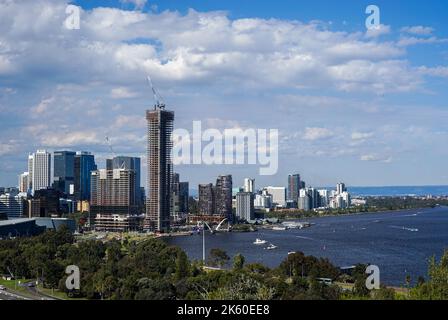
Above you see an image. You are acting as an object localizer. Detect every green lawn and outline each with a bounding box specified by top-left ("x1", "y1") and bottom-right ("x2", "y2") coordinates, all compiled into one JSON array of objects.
[
  {"x1": 0, "y1": 278, "x2": 36, "y2": 298},
  {"x1": 35, "y1": 286, "x2": 86, "y2": 300}
]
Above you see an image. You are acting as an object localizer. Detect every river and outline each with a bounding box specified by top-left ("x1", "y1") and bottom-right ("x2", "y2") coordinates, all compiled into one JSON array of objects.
[{"x1": 164, "y1": 206, "x2": 448, "y2": 286}]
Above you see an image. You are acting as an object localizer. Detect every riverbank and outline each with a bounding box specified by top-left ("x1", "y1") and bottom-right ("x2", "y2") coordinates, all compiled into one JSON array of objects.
[{"x1": 266, "y1": 203, "x2": 446, "y2": 221}]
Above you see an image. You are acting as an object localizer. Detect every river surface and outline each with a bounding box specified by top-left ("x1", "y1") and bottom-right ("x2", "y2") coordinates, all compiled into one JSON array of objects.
[{"x1": 165, "y1": 206, "x2": 448, "y2": 286}]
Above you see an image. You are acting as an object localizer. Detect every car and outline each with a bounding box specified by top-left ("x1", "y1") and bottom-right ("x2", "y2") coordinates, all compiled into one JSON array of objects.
[{"x1": 0, "y1": 285, "x2": 6, "y2": 290}]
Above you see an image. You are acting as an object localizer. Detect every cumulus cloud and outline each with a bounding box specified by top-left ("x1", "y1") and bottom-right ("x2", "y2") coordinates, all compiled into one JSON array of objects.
[
  {"x1": 111, "y1": 87, "x2": 138, "y2": 99},
  {"x1": 351, "y1": 132, "x2": 373, "y2": 140},
  {"x1": 417, "y1": 66, "x2": 448, "y2": 78},
  {"x1": 0, "y1": 1, "x2": 447, "y2": 187},
  {"x1": 32, "y1": 97, "x2": 55, "y2": 114},
  {"x1": 41, "y1": 131, "x2": 101, "y2": 147},
  {"x1": 397, "y1": 36, "x2": 448, "y2": 47},
  {"x1": 303, "y1": 127, "x2": 333, "y2": 141},
  {"x1": 119, "y1": 0, "x2": 148, "y2": 10},
  {"x1": 360, "y1": 154, "x2": 392, "y2": 163},
  {"x1": 401, "y1": 26, "x2": 434, "y2": 36}
]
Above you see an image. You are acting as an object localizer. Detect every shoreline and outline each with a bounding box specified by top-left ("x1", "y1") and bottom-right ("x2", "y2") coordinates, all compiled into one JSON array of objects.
[{"x1": 271, "y1": 205, "x2": 444, "y2": 222}]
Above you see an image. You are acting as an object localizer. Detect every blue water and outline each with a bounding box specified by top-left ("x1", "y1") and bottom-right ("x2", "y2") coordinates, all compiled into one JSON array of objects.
[
  {"x1": 189, "y1": 185, "x2": 448, "y2": 197},
  {"x1": 165, "y1": 206, "x2": 448, "y2": 286},
  {"x1": 347, "y1": 185, "x2": 448, "y2": 197}
]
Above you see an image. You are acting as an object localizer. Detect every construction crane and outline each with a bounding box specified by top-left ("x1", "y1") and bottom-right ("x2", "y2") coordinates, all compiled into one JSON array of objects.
[
  {"x1": 146, "y1": 75, "x2": 165, "y2": 110},
  {"x1": 105, "y1": 136, "x2": 116, "y2": 158}
]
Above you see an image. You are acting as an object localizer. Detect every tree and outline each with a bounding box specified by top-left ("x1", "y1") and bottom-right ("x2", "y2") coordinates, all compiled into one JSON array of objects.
[
  {"x1": 411, "y1": 250, "x2": 448, "y2": 300},
  {"x1": 233, "y1": 253, "x2": 245, "y2": 271},
  {"x1": 209, "y1": 249, "x2": 230, "y2": 268},
  {"x1": 175, "y1": 251, "x2": 190, "y2": 281},
  {"x1": 210, "y1": 248, "x2": 230, "y2": 268}
]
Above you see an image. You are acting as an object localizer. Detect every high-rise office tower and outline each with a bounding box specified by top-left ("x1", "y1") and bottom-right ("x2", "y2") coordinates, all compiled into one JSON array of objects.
[
  {"x1": 90, "y1": 169, "x2": 140, "y2": 232},
  {"x1": 145, "y1": 106, "x2": 174, "y2": 232},
  {"x1": 0, "y1": 193, "x2": 26, "y2": 219},
  {"x1": 266, "y1": 186, "x2": 286, "y2": 208},
  {"x1": 53, "y1": 151, "x2": 76, "y2": 195},
  {"x1": 236, "y1": 192, "x2": 254, "y2": 222},
  {"x1": 243, "y1": 178, "x2": 255, "y2": 193},
  {"x1": 31, "y1": 150, "x2": 51, "y2": 193},
  {"x1": 172, "y1": 173, "x2": 180, "y2": 218},
  {"x1": 179, "y1": 182, "x2": 189, "y2": 214},
  {"x1": 215, "y1": 175, "x2": 233, "y2": 221},
  {"x1": 336, "y1": 182, "x2": 347, "y2": 195},
  {"x1": 18, "y1": 172, "x2": 29, "y2": 193},
  {"x1": 199, "y1": 183, "x2": 215, "y2": 215},
  {"x1": 27, "y1": 154, "x2": 33, "y2": 191},
  {"x1": 287, "y1": 174, "x2": 301, "y2": 202},
  {"x1": 106, "y1": 156, "x2": 141, "y2": 205},
  {"x1": 74, "y1": 151, "x2": 97, "y2": 201}
]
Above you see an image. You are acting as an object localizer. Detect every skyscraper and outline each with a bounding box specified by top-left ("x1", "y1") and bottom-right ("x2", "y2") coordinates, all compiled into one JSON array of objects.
[
  {"x1": 107, "y1": 156, "x2": 141, "y2": 206},
  {"x1": 287, "y1": 174, "x2": 301, "y2": 202},
  {"x1": 336, "y1": 182, "x2": 347, "y2": 195},
  {"x1": 236, "y1": 192, "x2": 254, "y2": 222},
  {"x1": 18, "y1": 172, "x2": 29, "y2": 193},
  {"x1": 74, "y1": 152, "x2": 97, "y2": 201},
  {"x1": 145, "y1": 107, "x2": 174, "y2": 232},
  {"x1": 266, "y1": 186, "x2": 286, "y2": 208},
  {"x1": 0, "y1": 193, "x2": 26, "y2": 219},
  {"x1": 27, "y1": 154, "x2": 33, "y2": 191},
  {"x1": 179, "y1": 182, "x2": 189, "y2": 214},
  {"x1": 53, "y1": 151, "x2": 76, "y2": 195},
  {"x1": 243, "y1": 178, "x2": 255, "y2": 193},
  {"x1": 215, "y1": 175, "x2": 233, "y2": 221},
  {"x1": 199, "y1": 183, "x2": 215, "y2": 215},
  {"x1": 31, "y1": 150, "x2": 51, "y2": 193},
  {"x1": 90, "y1": 169, "x2": 140, "y2": 232}
]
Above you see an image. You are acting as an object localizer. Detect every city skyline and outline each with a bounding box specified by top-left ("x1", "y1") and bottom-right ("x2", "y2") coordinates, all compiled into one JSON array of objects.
[{"x1": 1, "y1": 0, "x2": 448, "y2": 188}]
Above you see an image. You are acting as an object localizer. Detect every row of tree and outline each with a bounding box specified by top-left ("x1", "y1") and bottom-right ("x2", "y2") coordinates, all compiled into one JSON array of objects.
[{"x1": 0, "y1": 226, "x2": 447, "y2": 300}]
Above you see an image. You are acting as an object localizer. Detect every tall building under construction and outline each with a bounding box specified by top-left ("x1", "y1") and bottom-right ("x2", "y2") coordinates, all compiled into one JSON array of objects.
[{"x1": 144, "y1": 106, "x2": 174, "y2": 232}]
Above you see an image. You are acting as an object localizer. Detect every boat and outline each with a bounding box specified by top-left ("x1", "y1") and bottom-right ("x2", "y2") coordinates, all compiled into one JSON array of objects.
[
  {"x1": 288, "y1": 251, "x2": 296, "y2": 255},
  {"x1": 272, "y1": 226, "x2": 287, "y2": 231},
  {"x1": 253, "y1": 238, "x2": 267, "y2": 245},
  {"x1": 265, "y1": 243, "x2": 277, "y2": 250}
]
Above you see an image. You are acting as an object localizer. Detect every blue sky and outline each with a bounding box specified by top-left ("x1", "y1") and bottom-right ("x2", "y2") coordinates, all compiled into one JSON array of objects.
[{"x1": 1, "y1": 0, "x2": 448, "y2": 189}]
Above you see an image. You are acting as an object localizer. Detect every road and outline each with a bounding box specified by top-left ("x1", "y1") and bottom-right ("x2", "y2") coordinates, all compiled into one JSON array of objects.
[
  {"x1": 0, "y1": 282, "x2": 58, "y2": 301},
  {"x1": 0, "y1": 289, "x2": 31, "y2": 300}
]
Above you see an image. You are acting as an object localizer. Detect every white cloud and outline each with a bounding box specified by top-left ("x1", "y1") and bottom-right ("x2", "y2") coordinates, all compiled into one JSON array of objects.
[
  {"x1": 365, "y1": 25, "x2": 391, "y2": 38},
  {"x1": 351, "y1": 132, "x2": 373, "y2": 140},
  {"x1": 0, "y1": 144, "x2": 15, "y2": 156},
  {"x1": 303, "y1": 127, "x2": 333, "y2": 141},
  {"x1": 360, "y1": 154, "x2": 392, "y2": 163},
  {"x1": 417, "y1": 66, "x2": 448, "y2": 78},
  {"x1": 113, "y1": 115, "x2": 146, "y2": 128},
  {"x1": 111, "y1": 87, "x2": 138, "y2": 99},
  {"x1": 32, "y1": 97, "x2": 55, "y2": 114},
  {"x1": 41, "y1": 131, "x2": 101, "y2": 147},
  {"x1": 397, "y1": 36, "x2": 448, "y2": 47},
  {"x1": 401, "y1": 26, "x2": 434, "y2": 36},
  {"x1": 119, "y1": 0, "x2": 148, "y2": 10}
]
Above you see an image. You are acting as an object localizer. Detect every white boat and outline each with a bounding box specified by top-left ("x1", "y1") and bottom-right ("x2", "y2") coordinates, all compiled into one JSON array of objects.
[
  {"x1": 288, "y1": 251, "x2": 296, "y2": 255},
  {"x1": 272, "y1": 226, "x2": 287, "y2": 231},
  {"x1": 253, "y1": 238, "x2": 267, "y2": 245},
  {"x1": 265, "y1": 243, "x2": 277, "y2": 250}
]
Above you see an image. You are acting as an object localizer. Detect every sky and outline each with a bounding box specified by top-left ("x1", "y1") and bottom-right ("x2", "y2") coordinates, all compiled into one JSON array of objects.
[{"x1": 1, "y1": 0, "x2": 448, "y2": 190}]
